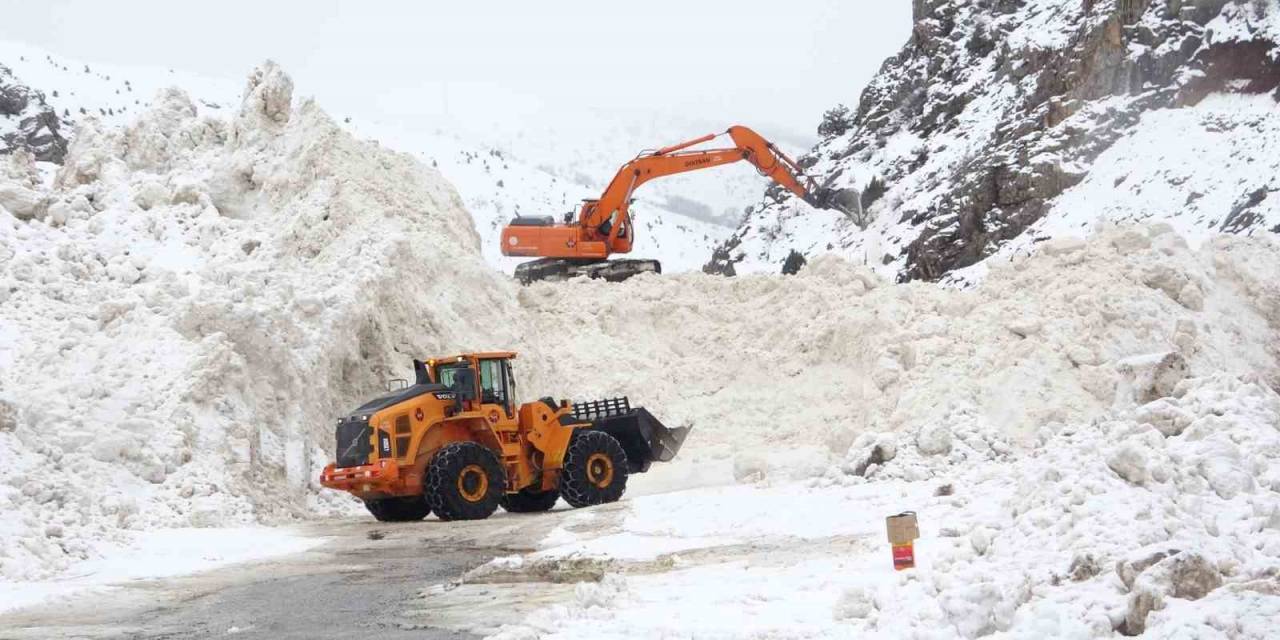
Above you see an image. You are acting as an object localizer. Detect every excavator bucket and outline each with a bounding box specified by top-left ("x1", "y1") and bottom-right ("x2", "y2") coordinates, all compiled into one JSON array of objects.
[{"x1": 570, "y1": 397, "x2": 691, "y2": 473}]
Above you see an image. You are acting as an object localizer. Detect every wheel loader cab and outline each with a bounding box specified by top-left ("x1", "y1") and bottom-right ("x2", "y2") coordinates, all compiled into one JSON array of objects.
[{"x1": 432, "y1": 355, "x2": 517, "y2": 420}]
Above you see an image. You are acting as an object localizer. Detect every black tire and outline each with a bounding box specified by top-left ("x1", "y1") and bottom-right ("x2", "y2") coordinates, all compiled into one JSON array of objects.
[
  {"x1": 425, "y1": 442, "x2": 505, "y2": 521},
  {"x1": 500, "y1": 486, "x2": 560, "y2": 513},
  {"x1": 363, "y1": 495, "x2": 430, "y2": 522},
  {"x1": 561, "y1": 430, "x2": 629, "y2": 508}
]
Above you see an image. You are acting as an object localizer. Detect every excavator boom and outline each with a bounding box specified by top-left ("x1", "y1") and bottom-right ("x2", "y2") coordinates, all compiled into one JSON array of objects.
[{"x1": 502, "y1": 125, "x2": 846, "y2": 283}]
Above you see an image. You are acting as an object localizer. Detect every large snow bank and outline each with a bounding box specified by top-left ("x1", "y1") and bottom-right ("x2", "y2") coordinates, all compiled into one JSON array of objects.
[
  {"x1": 0, "y1": 62, "x2": 534, "y2": 580},
  {"x1": 478, "y1": 220, "x2": 1280, "y2": 639},
  {"x1": 527, "y1": 224, "x2": 1280, "y2": 487},
  {"x1": 480, "y1": 373, "x2": 1280, "y2": 639}
]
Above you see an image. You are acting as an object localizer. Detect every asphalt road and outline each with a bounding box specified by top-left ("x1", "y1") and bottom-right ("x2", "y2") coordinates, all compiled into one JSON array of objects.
[{"x1": 0, "y1": 517, "x2": 533, "y2": 640}]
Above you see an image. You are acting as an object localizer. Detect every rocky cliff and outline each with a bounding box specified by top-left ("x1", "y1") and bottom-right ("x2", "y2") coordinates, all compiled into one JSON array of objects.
[
  {"x1": 0, "y1": 63, "x2": 69, "y2": 163},
  {"x1": 707, "y1": 0, "x2": 1280, "y2": 281}
]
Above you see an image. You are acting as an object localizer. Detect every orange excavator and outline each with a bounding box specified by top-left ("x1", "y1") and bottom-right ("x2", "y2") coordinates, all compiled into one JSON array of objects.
[{"x1": 501, "y1": 125, "x2": 851, "y2": 283}]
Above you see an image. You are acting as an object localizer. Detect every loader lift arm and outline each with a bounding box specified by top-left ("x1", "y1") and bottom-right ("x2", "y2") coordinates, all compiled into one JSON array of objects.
[{"x1": 501, "y1": 125, "x2": 846, "y2": 283}]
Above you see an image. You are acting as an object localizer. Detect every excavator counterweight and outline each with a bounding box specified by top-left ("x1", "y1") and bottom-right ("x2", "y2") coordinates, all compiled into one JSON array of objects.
[{"x1": 502, "y1": 125, "x2": 852, "y2": 283}]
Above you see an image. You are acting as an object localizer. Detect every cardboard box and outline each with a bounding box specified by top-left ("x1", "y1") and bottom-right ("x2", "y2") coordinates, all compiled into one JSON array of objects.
[{"x1": 886, "y1": 511, "x2": 919, "y2": 545}]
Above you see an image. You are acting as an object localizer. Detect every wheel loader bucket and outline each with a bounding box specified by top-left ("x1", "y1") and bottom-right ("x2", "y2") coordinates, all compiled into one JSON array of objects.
[{"x1": 571, "y1": 397, "x2": 690, "y2": 473}]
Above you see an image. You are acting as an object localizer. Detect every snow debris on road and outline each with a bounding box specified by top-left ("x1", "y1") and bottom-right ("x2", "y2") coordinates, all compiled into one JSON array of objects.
[{"x1": 0, "y1": 525, "x2": 321, "y2": 615}]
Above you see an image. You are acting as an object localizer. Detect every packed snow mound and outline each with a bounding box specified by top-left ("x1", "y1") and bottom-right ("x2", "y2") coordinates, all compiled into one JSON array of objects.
[
  {"x1": 528, "y1": 224, "x2": 1280, "y2": 485},
  {"x1": 481, "y1": 373, "x2": 1280, "y2": 639},
  {"x1": 0, "y1": 61, "x2": 535, "y2": 580}
]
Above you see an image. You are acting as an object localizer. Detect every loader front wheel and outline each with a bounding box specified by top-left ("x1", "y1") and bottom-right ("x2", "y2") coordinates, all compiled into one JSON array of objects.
[
  {"x1": 426, "y1": 442, "x2": 505, "y2": 521},
  {"x1": 561, "y1": 431, "x2": 628, "y2": 508},
  {"x1": 500, "y1": 486, "x2": 560, "y2": 513},
  {"x1": 363, "y1": 496, "x2": 430, "y2": 522}
]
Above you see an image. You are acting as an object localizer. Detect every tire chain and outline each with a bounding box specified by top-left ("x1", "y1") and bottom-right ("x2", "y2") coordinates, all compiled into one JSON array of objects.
[
  {"x1": 560, "y1": 431, "x2": 629, "y2": 508},
  {"x1": 426, "y1": 441, "x2": 504, "y2": 521}
]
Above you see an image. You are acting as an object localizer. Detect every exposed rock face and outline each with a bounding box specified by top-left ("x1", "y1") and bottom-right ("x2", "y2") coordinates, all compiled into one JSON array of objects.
[
  {"x1": 0, "y1": 64, "x2": 70, "y2": 163},
  {"x1": 707, "y1": 0, "x2": 1280, "y2": 281}
]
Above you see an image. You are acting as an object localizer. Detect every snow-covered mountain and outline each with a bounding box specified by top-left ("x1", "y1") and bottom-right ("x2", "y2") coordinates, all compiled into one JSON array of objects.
[
  {"x1": 707, "y1": 0, "x2": 1280, "y2": 281},
  {"x1": 0, "y1": 41, "x2": 808, "y2": 274},
  {"x1": 0, "y1": 63, "x2": 69, "y2": 164},
  {"x1": 0, "y1": 41, "x2": 239, "y2": 138}
]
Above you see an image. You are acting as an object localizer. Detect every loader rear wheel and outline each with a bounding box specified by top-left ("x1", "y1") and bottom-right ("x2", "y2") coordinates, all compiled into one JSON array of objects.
[
  {"x1": 426, "y1": 442, "x2": 505, "y2": 521},
  {"x1": 363, "y1": 496, "x2": 430, "y2": 522},
  {"x1": 500, "y1": 486, "x2": 560, "y2": 513},
  {"x1": 561, "y1": 431, "x2": 628, "y2": 508}
]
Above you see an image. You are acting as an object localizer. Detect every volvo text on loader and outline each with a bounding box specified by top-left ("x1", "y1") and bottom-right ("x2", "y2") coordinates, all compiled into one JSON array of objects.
[
  {"x1": 320, "y1": 352, "x2": 689, "y2": 521},
  {"x1": 500, "y1": 124, "x2": 856, "y2": 283}
]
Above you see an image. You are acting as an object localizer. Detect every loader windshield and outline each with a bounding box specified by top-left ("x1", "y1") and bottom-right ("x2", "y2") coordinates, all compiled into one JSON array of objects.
[{"x1": 436, "y1": 364, "x2": 466, "y2": 387}]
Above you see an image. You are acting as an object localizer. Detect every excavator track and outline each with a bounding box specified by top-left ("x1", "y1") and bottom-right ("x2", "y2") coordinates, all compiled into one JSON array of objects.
[{"x1": 515, "y1": 258, "x2": 662, "y2": 285}]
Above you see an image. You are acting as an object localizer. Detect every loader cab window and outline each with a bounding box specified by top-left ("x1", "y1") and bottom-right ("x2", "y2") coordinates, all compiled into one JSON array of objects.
[
  {"x1": 436, "y1": 365, "x2": 465, "y2": 388},
  {"x1": 479, "y1": 359, "x2": 513, "y2": 415}
]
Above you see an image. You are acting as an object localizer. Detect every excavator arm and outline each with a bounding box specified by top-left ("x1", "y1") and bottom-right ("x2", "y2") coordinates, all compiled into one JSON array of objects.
[
  {"x1": 582, "y1": 126, "x2": 839, "y2": 250},
  {"x1": 501, "y1": 124, "x2": 848, "y2": 283}
]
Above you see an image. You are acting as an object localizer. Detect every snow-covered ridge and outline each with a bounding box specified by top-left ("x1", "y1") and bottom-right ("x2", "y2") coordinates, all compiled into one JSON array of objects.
[
  {"x1": 708, "y1": 0, "x2": 1280, "y2": 280},
  {"x1": 0, "y1": 40, "x2": 239, "y2": 131}
]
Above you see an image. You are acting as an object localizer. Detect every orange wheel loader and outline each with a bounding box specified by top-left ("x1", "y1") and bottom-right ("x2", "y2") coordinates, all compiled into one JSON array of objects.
[{"x1": 319, "y1": 352, "x2": 689, "y2": 521}]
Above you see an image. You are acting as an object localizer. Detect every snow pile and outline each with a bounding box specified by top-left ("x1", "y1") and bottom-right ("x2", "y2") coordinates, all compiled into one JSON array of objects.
[
  {"x1": 528, "y1": 223, "x2": 1280, "y2": 487},
  {"x1": 469, "y1": 210, "x2": 1280, "y2": 638},
  {"x1": 477, "y1": 222, "x2": 1280, "y2": 637},
  {"x1": 477, "y1": 373, "x2": 1280, "y2": 639},
  {"x1": 832, "y1": 373, "x2": 1280, "y2": 638},
  {"x1": 0, "y1": 62, "x2": 532, "y2": 580}
]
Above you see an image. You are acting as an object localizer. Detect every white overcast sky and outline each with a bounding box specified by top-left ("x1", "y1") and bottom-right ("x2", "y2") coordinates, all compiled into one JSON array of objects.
[{"x1": 1, "y1": 1, "x2": 911, "y2": 136}]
